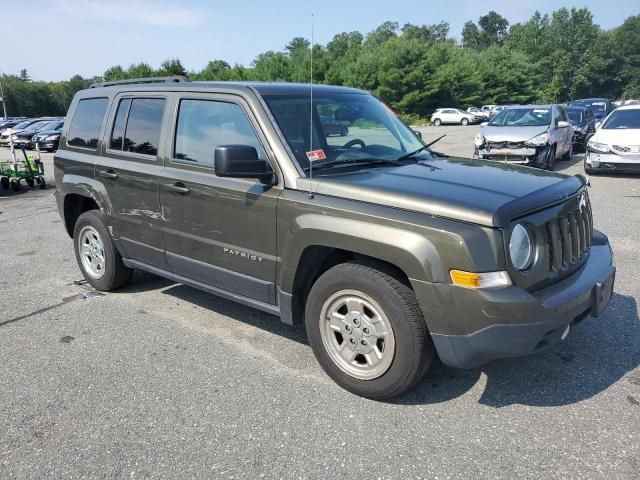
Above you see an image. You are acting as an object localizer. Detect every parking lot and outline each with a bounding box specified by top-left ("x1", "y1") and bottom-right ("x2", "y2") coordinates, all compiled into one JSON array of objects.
[{"x1": 1, "y1": 129, "x2": 639, "y2": 478}]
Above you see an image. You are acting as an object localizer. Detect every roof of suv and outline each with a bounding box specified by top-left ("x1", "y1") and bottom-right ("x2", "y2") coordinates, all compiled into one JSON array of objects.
[{"x1": 88, "y1": 81, "x2": 366, "y2": 96}]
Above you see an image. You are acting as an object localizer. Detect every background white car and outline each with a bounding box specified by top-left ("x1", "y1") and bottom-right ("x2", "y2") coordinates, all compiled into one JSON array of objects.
[
  {"x1": 431, "y1": 108, "x2": 479, "y2": 126},
  {"x1": 586, "y1": 105, "x2": 640, "y2": 174}
]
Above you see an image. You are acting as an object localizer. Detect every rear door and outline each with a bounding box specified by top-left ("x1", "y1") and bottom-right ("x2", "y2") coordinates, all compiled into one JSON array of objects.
[
  {"x1": 159, "y1": 93, "x2": 280, "y2": 304},
  {"x1": 95, "y1": 93, "x2": 169, "y2": 269}
]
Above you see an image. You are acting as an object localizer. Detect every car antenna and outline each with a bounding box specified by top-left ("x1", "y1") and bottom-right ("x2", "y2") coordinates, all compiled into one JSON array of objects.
[{"x1": 308, "y1": 13, "x2": 315, "y2": 199}]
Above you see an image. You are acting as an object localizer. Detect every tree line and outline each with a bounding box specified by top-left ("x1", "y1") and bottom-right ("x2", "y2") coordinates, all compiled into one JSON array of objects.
[{"x1": 2, "y1": 8, "x2": 639, "y2": 122}]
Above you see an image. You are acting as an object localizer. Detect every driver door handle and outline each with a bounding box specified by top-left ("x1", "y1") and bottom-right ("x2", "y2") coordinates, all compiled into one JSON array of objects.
[
  {"x1": 99, "y1": 170, "x2": 118, "y2": 180},
  {"x1": 164, "y1": 182, "x2": 190, "y2": 195}
]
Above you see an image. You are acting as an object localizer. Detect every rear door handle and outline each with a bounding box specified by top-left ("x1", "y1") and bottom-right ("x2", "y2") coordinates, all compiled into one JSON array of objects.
[
  {"x1": 164, "y1": 182, "x2": 190, "y2": 194},
  {"x1": 99, "y1": 170, "x2": 118, "y2": 180}
]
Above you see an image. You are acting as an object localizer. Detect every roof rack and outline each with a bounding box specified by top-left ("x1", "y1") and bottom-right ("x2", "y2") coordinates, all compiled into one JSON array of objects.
[{"x1": 89, "y1": 75, "x2": 191, "y2": 88}]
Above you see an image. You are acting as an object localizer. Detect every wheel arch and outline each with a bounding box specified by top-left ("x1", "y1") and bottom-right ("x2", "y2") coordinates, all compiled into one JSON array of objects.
[{"x1": 62, "y1": 192, "x2": 101, "y2": 238}]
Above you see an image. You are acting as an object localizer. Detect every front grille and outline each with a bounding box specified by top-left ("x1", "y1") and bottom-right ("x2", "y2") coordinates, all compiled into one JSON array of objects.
[
  {"x1": 545, "y1": 193, "x2": 592, "y2": 273},
  {"x1": 611, "y1": 145, "x2": 640, "y2": 154},
  {"x1": 487, "y1": 141, "x2": 526, "y2": 149}
]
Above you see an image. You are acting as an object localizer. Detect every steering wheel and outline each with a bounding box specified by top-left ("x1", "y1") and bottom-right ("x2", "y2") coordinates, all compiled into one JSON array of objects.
[{"x1": 343, "y1": 139, "x2": 366, "y2": 149}]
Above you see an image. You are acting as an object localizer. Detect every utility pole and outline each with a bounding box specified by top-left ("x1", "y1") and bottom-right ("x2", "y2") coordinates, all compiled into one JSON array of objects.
[
  {"x1": 0, "y1": 72, "x2": 17, "y2": 163},
  {"x1": 0, "y1": 73, "x2": 8, "y2": 120}
]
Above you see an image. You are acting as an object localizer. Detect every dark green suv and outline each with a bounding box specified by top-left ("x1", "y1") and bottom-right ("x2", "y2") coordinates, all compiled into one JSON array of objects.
[{"x1": 54, "y1": 77, "x2": 615, "y2": 399}]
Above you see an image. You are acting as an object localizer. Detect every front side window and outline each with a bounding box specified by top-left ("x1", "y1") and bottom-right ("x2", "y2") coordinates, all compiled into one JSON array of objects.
[
  {"x1": 490, "y1": 108, "x2": 551, "y2": 127},
  {"x1": 109, "y1": 98, "x2": 165, "y2": 156},
  {"x1": 173, "y1": 99, "x2": 265, "y2": 168},
  {"x1": 263, "y1": 93, "x2": 423, "y2": 172},
  {"x1": 68, "y1": 97, "x2": 108, "y2": 149}
]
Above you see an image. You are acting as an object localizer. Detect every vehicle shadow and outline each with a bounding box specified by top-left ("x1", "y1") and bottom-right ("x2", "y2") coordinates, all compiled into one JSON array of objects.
[
  {"x1": 554, "y1": 152, "x2": 640, "y2": 178},
  {"x1": 159, "y1": 283, "x2": 309, "y2": 346},
  {"x1": 395, "y1": 292, "x2": 640, "y2": 407}
]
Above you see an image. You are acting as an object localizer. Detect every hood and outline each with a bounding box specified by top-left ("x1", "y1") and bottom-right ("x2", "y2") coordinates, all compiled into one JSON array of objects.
[
  {"x1": 299, "y1": 157, "x2": 585, "y2": 227},
  {"x1": 34, "y1": 129, "x2": 61, "y2": 137},
  {"x1": 481, "y1": 125, "x2": 549, "y2": 143},
  {"x1": 592, "y1": 128, "x2": 640, "y2": 145}
]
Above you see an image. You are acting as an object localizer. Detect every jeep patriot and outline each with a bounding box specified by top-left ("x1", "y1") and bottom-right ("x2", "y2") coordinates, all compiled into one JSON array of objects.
[{"x1": 54, "y1": 77, "x2": 615, "y2": 399}]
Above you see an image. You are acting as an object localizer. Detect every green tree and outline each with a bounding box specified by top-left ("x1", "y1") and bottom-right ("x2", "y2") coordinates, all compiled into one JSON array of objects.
[{"x1": 613, "y1": 15, "x2": 640, "y2": 98}]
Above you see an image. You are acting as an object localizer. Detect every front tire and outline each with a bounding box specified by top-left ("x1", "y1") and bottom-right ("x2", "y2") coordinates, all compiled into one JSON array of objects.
[
  {"x1": 305, "y1": 262, "x2": 434, "y2": 400},
  {"x1": 73, "y1": 210, "x2": 132, "y2": 291},
  {"x1": 461, "y1": 118, "x2": 469, "y2": 126},
  {"x1": 433, "y1": 118, "x2": 441, "y2": 126}
]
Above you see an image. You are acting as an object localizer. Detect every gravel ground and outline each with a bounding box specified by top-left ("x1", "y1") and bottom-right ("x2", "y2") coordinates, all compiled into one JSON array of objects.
[{"x1": 1, "y1": 136, "x2": 639, "y2": 479}]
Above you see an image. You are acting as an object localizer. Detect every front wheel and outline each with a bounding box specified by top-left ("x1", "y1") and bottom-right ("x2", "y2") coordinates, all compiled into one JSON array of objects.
[
  {"x1": 461, "y1": 118, "x2": 469, "y2": 126},
  {"x1": 305, "y1": 262, "x2": 434, "y2": 400},
  {"x1": 433, "y1": 118, "x2": 441, "y2": 126},
  {"x1": 73, "y1": 210, "x2": 132, "y2": 291}
]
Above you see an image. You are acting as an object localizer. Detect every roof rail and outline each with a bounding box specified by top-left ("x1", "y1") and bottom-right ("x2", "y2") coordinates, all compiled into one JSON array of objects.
[{"x1": 89, "y1": 75, "x2": 191, "y2": 88}]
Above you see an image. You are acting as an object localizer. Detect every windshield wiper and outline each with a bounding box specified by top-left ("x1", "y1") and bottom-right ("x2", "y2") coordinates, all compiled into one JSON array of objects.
[
  {"x1": 396, "y1": 134, "x2": 446, "y2": 161},
  {"x1": 304, "y1": 158, "x2": 403, "y2": 172}
]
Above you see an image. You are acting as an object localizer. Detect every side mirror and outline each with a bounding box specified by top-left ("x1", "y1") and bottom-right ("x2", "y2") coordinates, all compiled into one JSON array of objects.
[
  {"x1": 413, "y1": 130, "x2": 422, "y2": 139},
  {"x1": 595, "y1": 121, "x2": 602, "y2": 130},
  {"x1": 214, "y1": 145, "x2": 273, "y2": 183},
  {"x1": 481, "y1": 122, "x2": 488, "y2": 127},
  {"x1": 557, "y1": 120, "x2": 570, "y2": 128}
]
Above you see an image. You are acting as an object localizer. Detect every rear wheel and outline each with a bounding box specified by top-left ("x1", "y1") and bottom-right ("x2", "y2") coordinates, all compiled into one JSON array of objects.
[
  {"x1": 433, "y1": 118, "x2": 441, "y2": 126},
  {"x1": 10, "y1": 179, "x2": 19, "y2": 191},
  {"x1": 73, "y1": 210, "x2": 132, "y2": 291},
  {"x1": 305, "y1": 262, "x2": 434, "y2": 400},
  {"x1": 0, "y1": 177, "x2": 8, "y2": 189}
]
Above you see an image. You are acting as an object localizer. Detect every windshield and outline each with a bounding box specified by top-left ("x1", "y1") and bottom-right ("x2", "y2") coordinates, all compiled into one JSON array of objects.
[
  {"x1": 37, "y1": 121, "x2": 60, "y2": 131},
  {"x1": 566, "y1": 109, "x2": 584, "y2": 124},
  {"x1": 26, "y1": 121, "x2": 48, "y2": 131},
  {"x1": 489, "y1": 107, "x2": 551, "y2": 127},
  {"x1": 602, "y1": 109, "x2": 640, "y2": 130},
  {"x1": 262, "y1": 92, "x2": 425, "y2": 173},
  {"x1": 13, "y1": 121, "x2": 33, "y2": 129}
]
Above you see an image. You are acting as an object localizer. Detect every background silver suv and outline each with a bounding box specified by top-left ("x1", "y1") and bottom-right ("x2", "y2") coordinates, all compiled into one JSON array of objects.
[{"x1": 474, "y1": 105, "x2": 574, "y2": 169}]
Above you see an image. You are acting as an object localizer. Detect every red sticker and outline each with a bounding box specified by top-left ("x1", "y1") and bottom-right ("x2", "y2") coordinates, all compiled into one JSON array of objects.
[{"x1": 306, "y1": 149, "x2": 326, "y2": 161}]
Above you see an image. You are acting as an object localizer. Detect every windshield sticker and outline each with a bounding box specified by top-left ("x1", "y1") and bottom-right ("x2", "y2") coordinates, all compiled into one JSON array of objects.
[{"x1": 306, "y1": 149, "x2": 326, "y2": 161}]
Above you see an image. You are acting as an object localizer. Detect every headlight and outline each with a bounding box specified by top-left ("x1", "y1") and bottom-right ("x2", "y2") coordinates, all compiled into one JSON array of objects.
[
  {"x1": 11, "y1": 135, "x2": 17, "y2": 140},
  {"x1": 32, "y1": 135, "x2": 37, "y2": 141},
  {"x1": 474, "y1": 132, "x2": 485, "y2": 146},
  {"x1": 509, "y1": 224, "x2": 534, "y2": 271},
  {"x1": 588, "y1": 140, "x2": 608, "y2": 153},
  {"x1": 525, "y1": 132, "x2": 549, "y2": 146},
  {"x1": 45, "y1": 135, "x2": 60, "y2": 141}
]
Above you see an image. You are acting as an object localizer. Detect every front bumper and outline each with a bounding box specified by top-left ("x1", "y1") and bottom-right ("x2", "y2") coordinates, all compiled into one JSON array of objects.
[
  {"x1": 474, "y1": 144, "x2": 550, "y2": 167},
  {"x1": 35, "y1": 140, "x2": 58, "y2": 151},
  {"x1": 586, "y1": 150, "x2": 640, "y2": 173},
  {"x1": 412, "y1": 230, "x2": 615, "y2": 368}
]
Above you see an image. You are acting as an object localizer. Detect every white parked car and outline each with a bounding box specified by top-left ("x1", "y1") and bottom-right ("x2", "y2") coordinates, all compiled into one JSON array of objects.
[
  {"x1": 467, "y1": 107, "x2": 489, "y2": 120},
  {"x1": 586, "y1": 105, "x2": 640, "y2": 174},
  {"x1": 431, "y1": 108, "x2": 479, "y2": 126}
]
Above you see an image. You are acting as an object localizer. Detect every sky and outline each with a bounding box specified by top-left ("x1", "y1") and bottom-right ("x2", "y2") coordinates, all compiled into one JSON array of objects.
[{"x1": 2, "y1": 0, "x2": 638, "y2": 81}]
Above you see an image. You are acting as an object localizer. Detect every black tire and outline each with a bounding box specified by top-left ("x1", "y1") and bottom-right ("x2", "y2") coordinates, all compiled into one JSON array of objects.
[
  {"x1": 26, "y1": 177, "x2": 35, "y2": 188},
  {"x1": 305, "y1": 261, "x2": 434, "y2": 400},
  {"x1": 433, "y1": 118, "x2": 441, "y2": 126},
  {"x1": 10, "y1": 179, "x2": 19, "y2": 191},
  {"x1": 561, "y1": 142, "x2": 573, "y2": 161},
  {"x1": 73, "y1": 210, "x2": 132, "y2": 291},
  {"x1": 545, "y1": 145, "x2": 556, "y2": 170},
  {"x1": 461, "y1": 118, "x2": 469, "y2": 126},
  {"x1": 38, "y1": 176, "x2": 46, "y2": 189},
  {"x1": 0, "y1": 177, "x2": 8, "y2": 189}
]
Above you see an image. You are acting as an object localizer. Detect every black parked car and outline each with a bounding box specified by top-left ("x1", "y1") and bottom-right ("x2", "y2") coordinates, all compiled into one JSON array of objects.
[
  {"x1": 569, "y1": 98, "x2": 615, "y2": 120},
  {"x1": 566, "y1": 106, "x2": 596, "y2": 151},
  {"x1": 32, "y1": 123, "x2": 64, "y2": 151}
]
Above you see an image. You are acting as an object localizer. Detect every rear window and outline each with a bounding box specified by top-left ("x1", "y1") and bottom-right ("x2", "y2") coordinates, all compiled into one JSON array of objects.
[
  {"x1": 109, "y1": 98, "x2": 165, "y2": 156},
  {"x1": 67, "y1": 98, "x2": 108, "y2": 149}
]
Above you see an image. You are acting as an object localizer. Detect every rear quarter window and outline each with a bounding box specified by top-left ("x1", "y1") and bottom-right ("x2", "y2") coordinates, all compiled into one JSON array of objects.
[{"x1": 67, "y1": 98, "x2": 108, "y2": 149}]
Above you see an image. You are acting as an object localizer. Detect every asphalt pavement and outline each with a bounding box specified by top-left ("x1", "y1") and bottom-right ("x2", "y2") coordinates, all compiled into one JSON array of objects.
[{"x1": 1, "y1": 135, "x2": 639, "y2": 479}]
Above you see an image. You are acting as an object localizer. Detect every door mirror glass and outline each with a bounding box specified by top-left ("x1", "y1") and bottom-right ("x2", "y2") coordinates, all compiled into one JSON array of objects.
[{"x1": 214, "y1": 145, "x2": 273, "y2": 183}]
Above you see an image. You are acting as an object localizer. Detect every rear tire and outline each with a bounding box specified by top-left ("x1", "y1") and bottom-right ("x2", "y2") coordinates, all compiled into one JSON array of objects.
[
  {"x1": 73, "y1": 210, "x2": 132, "y2": 291},
  {"x1": 305, "y1": 261, "x2": 434, "y2": 400},
  {"x1": 0, "y1": 177, "x2": 8, "y2": 189},
  {"x1": 10, "y1": 179, "x2": 19, "y2": 191}
]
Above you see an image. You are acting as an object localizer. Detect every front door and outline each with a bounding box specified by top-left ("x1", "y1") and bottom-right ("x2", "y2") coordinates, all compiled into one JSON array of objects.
[
  {"x1": 159, "y1": 94, "x2": 280, "y2": 304},
  {"x1": 96, "y1": 94, "x2": 169, "y2": 268}
]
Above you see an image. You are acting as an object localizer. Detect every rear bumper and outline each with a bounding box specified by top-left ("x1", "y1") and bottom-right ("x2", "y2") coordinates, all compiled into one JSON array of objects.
[{"x1": 413, "y1": 231, "x2": 615, "y2": 368}]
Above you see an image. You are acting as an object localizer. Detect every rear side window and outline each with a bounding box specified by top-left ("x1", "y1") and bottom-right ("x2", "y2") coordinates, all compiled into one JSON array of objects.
[
  {"x1": 67, "y1": 98, "x2": 108, "y2": 149},
  {"x1": 173, "y1": 99, "x2": 265, "y2": 168},
  {"x1": 109, "y1": 98, "x2": 165, "y2": 156}
]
